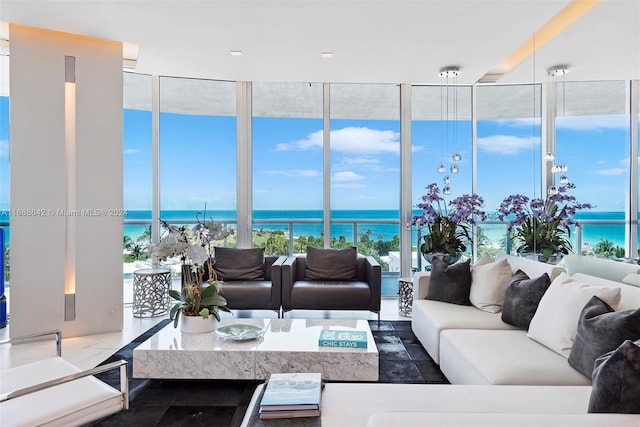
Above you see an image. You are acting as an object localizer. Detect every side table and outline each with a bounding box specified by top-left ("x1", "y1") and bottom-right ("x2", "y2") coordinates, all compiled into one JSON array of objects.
[
  {"x1": 133, "y1": 268, "x2": 172, "y2": 318},
  {"x1": 398, "y1": 277, "x2": 413, "y2": 317}
]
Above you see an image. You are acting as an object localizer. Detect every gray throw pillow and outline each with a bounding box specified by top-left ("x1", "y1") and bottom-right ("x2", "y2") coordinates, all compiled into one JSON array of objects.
[
  {"x1": 568, "y1": 296, "x2": 640, "y2": 379},
  {"x1": 588, "y1": 339, "x2": 640, "y2": 414},
  {"x1": 213, "y1": 247, "x2": 264, "y2": 280},
  {"x1": 501, "y1": 270, "x2": 551, "y2": 329},
  {"x1": 304, "y1": 247, "x2": 357, "y2": 281},
  {"x1": 426, "y1": 258, "x2": 472, "y2": 306}
]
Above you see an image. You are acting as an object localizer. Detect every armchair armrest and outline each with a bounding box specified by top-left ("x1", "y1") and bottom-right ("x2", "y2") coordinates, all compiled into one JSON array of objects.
[
  {"x1": 0, "y1": 330, "x2": 62, "y2": 357},
  {"x1": 0, "y1": 359, "x2": 128, "y2": 407},
  {"x1": 281, "y1": 256, "x2": 297, "y2": 308},
  {"x1": 270, "y1": 256, "x2": 288, "y2": 305},
  {"x1": 413, "y1": 270, "x2": 431, "y2": 300},
  {"x1": 365, "y1": 256, "x2": 382, "y2": 311}
]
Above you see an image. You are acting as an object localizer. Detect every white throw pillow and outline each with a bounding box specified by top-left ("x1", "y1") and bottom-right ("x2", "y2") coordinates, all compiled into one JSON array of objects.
[
  {"x1": 470, "y1": 256, "x2": 513, "y2": 313},
  {"x1": 527, "y1": 273, "x2": 622, "y2": 358}
]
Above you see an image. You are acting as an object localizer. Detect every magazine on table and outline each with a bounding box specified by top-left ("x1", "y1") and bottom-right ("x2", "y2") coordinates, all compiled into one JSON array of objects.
[
  {"x1": 318, "y1": 329, "x2": 368, "y2": 348},
  {"x1": 259, "y1": 372, "x2": 323, "y2": 418}
]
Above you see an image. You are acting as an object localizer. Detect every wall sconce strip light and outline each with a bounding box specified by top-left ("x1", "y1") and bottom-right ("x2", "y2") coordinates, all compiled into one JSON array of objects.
[{"x1": 64, "y1": 55, "x2": 76, "y2": 321}]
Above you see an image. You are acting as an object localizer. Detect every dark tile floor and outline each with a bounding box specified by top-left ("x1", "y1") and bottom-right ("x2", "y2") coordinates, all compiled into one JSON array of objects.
[{"x1": 88, "y1": 320, "x2": 448, "y2": 427}]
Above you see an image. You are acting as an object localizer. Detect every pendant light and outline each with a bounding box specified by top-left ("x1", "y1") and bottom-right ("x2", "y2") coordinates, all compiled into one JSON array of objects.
[{"x1": 437, "y1": 66, "x2": 461, "y2": 185}]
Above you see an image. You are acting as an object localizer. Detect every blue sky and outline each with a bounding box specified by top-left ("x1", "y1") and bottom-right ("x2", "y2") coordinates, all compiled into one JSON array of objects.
[{"x1": 0, "y1": 95, "x2": 634, "y2": 215}]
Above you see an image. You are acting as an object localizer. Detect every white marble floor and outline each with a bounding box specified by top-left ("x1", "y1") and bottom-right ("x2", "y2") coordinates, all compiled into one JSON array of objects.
[{"x1": 0, "y1": 286, "x2": 406, "y2": 371}]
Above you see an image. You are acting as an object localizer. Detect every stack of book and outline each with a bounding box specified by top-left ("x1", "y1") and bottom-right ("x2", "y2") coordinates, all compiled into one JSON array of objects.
[
  {"x1": 259, "y1": 372, "x2": 323, "y2": 419},
  {"x1": 318, "y1": 329, "x2": 368, "y2": 348}
]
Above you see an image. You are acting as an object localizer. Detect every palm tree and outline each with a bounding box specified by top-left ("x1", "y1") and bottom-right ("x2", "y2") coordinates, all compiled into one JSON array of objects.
[
  {"x1": 594, "y1": 238, "x2": 615, "y2": 257},
  {"x1": 137, "y1": 225, "x2": 152, "y2": 244},
  {"x1": 123, "y1": 235, "x2": 133, "y2": 251}
]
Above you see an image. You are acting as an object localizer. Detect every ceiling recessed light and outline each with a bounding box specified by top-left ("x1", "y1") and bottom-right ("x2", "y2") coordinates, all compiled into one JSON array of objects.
[
  {"x1": 230, "y1": 50, "x2": 243, "y2": 57},
  {"x1": 321, "y1": 52, "x2": 333, "y2": 59}
]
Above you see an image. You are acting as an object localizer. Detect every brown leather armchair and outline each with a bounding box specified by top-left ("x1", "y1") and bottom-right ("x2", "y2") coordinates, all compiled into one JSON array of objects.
[
  {"x1": 203, "y1": 247, "x2": 287, "y2": 316},
  {"x1": 280, "y1": 247, "x2": 382, "y2": 324}
]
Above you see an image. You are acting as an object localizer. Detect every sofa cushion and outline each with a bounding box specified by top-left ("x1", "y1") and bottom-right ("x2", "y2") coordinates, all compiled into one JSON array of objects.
[
  {"x1": 366, "y1": 412, "x2": 639, "y2": 426},
  {"x1": 411, "y1": 300, "x2": 516, "y2": 364},
  {"x1": 470, "y1": 256, "x2": 513, "y2": 313},
  {"x1": 589, "y1": 339, "x2": 640, "y2": 413},
  {"x1": 427, "y1": 258, "x2": 472, "y2": 306},
  {"x1": 304, "y1": 246, "x2": 357, "y2": 281},
  {"x1": 621, "y1": 273, "x2": 640, "y2": 287},
  {"x1": 0, "y1": 357, "x2": 124, "y2": 427},
  {"x1": 527, "y1": 273, "x2": 622, "y2": 358},
  {"x1": 563, "y1": 254, "x2": 640, "y2": 283},
  {"x1": 568, "y1": 296, "x2": 640, "y2": 379},
  {"x1": 501, "y1": 269, "x2": 551, "y2": 329},
  {"x1": 317, "y1": 383, "x2": 593, "y2": 427},
  {"x1": 439, "y1": 329, "x2": 591, "y2": 385},
  {"x1": 214, "y1": 247, "x2": 264, "y2": 280},
  {"x1": 496, "y1": 254, "x2": 565, "y2": 281},
  {"x1": 572, "y1": 272, "x2": 640, "y2": 311}
]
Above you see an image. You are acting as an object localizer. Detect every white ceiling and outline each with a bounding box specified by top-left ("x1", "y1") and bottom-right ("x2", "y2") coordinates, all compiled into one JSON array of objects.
[{"x1": 1, "y1": 0, "x2": 639, "y2": 85}]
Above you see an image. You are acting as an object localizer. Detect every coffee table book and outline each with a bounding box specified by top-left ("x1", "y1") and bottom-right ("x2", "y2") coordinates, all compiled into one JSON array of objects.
[
  {"x1": 259, "y1": 372, "x2": 322, "y2": 419},
  {"x1": 318, "y1": 329, "x2": 368, "y2": 348}
]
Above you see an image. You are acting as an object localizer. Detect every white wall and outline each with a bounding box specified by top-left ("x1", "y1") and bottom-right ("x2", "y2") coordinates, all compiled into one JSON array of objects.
[{"x1": 9, "y1": 24, "x2": 123, "y2": 338}]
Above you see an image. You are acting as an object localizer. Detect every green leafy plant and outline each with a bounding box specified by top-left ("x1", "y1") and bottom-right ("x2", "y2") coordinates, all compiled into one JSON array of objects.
[{"x1": 168, "y1": 280, "x2": 230, "y2": 328}]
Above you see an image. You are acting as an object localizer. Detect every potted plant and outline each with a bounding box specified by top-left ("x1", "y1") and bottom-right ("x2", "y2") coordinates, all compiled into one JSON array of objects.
[
  {"x1": 496, "y1": 183, "x2": 592, "y2": 263},
  {"x1": 153, "y1": 208, "x2": 234, "y2": 332},
  {"x1": 408, "y1": 183, "x2": 487, "y2": 264}
]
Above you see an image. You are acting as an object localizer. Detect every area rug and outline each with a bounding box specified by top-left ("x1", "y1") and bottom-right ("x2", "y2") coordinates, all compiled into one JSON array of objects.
[{"x1": 87, "y1": 320, "x2": 448, "y2": 427}]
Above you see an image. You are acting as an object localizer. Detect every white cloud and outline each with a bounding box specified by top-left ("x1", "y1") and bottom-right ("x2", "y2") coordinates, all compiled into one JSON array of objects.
[
  {"x1": 276, "y1": 127, "x2": 400, "y2": 154},
  {"x1": 332, "y1": 171, "x2": 365, "y2": 182},
  {"x1": 275, "y1": 130, "x2": 323, "y2": 151},
  {"x1": 338, "y1": 156, "x2": 380, "y2": 168},
  {"x1": 494, "y1": 118, "x2": 541, "y2": 127},
  {"x1": 0, "y1": 140, "x2": 7, "y2": 158},
  {"x1": 264, "y1": 169, "x2": 320, "y2": 178},
  {"x1": 124, "y1": 148, "x2": 140, "y2": 155},
  {"x1": 596, "y1": 168, "x2": 626, "y2": 176},
  {"x1": 334, "y1": 182, "x2": 367, "y2": 189},
  {"x1": 477, "y1": 135, "x2": 539, "y2": 155}
]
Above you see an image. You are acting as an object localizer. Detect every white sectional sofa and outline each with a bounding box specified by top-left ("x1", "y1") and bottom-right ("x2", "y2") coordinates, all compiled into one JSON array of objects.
[
  {"x1": 411, "y1": 254, "x2": 640, "y2": 386},
  {"x1": 241, "y1": 254, "x2": 640, "y2": 426}
]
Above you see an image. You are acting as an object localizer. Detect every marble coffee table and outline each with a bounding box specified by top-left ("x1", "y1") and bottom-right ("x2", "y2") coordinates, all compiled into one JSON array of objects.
[{"x1": 133, "y1": 318, "x2": 379, "y2": 381}]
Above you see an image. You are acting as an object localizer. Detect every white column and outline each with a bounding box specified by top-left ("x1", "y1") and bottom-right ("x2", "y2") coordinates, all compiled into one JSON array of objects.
[
  {"x1": 9, "y1": 24, "x2": 123, "y2": 338},
  {"x1": 399, "y1": 83, "x2": 412, "y2": 277}
]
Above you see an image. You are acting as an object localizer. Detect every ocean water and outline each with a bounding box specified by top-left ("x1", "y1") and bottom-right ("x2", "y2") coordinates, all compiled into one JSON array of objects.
[{"x1": 0, "y1": 210, "x2": 632, "y2": 250}]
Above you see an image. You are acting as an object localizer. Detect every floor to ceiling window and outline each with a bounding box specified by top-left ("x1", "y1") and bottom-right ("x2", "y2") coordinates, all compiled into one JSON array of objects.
[
  {"x1": 252, "y1": 82, "x2": 323, "y2": 255},
  {"x1": 0, "y1": 93, "x2": 8, "y2": 288},
  {"x1": 330, "y1": 83, "x2": 401, "y2": 274},
  {"x1": 476, "y1": 84, "x2": 542, "y2": 257},
  {"x1": 411, "y1": 85, "x2": 472, "y2": 269},
  {"x1": 554, "y1": 81, "x2": 628, "y2": 257},
  {"x1": 159, "y1": 76, "x2": 237, "y2": 241},
  {"x1": 1, "y1": 52, "x2": 9, "y2": 289},
  {"x1": 123, "y1": 72, "x2": 152, "y2": 268}
]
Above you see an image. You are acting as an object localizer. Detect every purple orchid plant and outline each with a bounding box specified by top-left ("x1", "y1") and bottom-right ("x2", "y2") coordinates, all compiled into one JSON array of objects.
[
  {"x1": 496, "y1": 183, "x2": 593, "y2": 260},
  {"x1": 408, "y1": 183, "x2": 487, "y2": 257}
]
